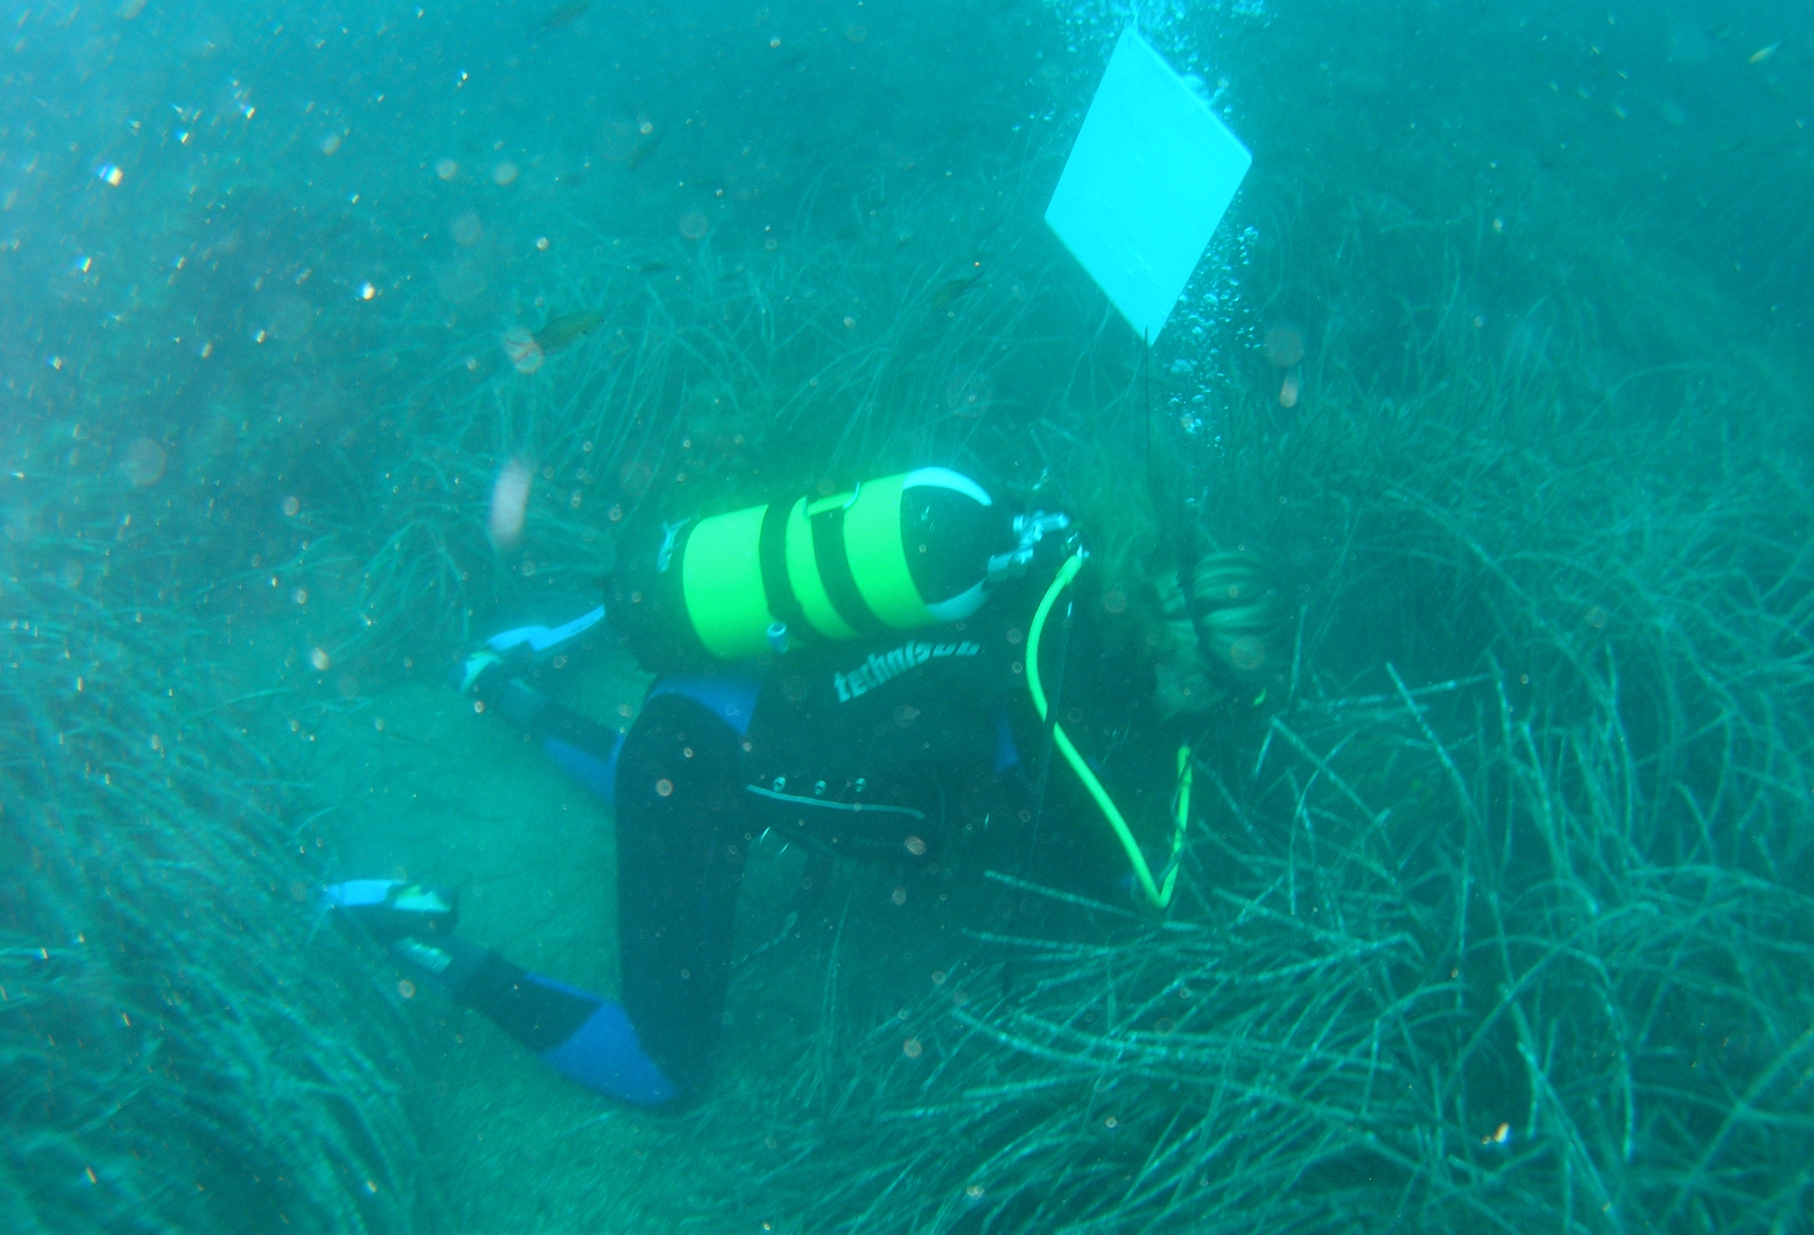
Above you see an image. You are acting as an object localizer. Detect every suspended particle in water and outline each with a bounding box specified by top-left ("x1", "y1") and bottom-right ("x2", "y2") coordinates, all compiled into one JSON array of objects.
[
  {"x1": 620, "y1": 460, "x2": 653, "y2": 496},
  {"x1": 903, "y1": 835, "x2": 927, "y2": 856},
  {"x1": 436, "y1": 259, "x2": 488, "y2": 305},
  {"x1": 120, "y1": 437, "x2": 166, "y2": 486},
  {"x1": 901, "y1": 1037, "x2": 922, "y2": 1058},
  {"x1": 678, "y1": 210, "x2": 710, "y2": 240},
  {"x1": 293, "y1": 587, "x2": 309, "y2": 605},
  {"x1": 1264, "y1": 324, "x2": 1304, "y2": 369},
  {"x1": 1229, "y1": 637, "x2": 1266, "y2": 673},
  {"x1": 319, "y1": 131, "x2": 343, "y2": 155},
  {"x1": 488, "y1": 457, "x2": 533, "y2": 547},
  {"x1": 944, "y1": 370, "x2": 992, "y2": 417},
  {"x1": 891, "y1": 886, "x2": 908, "y2": 905},
  {"x1": 492, "y1": 160, "x2": 519, "y2": 185},
  {"x1": 845, "y1": 23, "x2": 867, "y2": 41},
  {"x1": 655, "y1": 778, "x2": 674, "y2": 797},
  {"x1": 965, "y1": 1185, "x2": 985, "y2": 1200},
  {"x1": 930, "y1": 969, "x2": 946, "y2": 985},
  {"x1": 358, "y1": 282, "x2": 376, "y2": 300},
  {"x1": 282, "y1": 495, "x2": 301, "y2": 516},
  {"x1": 1278, "y1": 369, "x2": 1300, "y2": 409},
  {"x1": 449, "y1": 210, "x2": 482, "y2": 246},
  {"x1": 434, "y1": 157, "x2": 458, "y2": 180},
  {"x1": 398, "y1": 979, "x2": 416, "y2": 999},
  {"x1": 501, "y1": 326, "x2": 543, "y2": 374},
  {"x1": 607, "y1": 503, "x2": 624, "y2": 522},
  {"x1": 309, "y1": 647, "x2": 331, "y2": 671}
]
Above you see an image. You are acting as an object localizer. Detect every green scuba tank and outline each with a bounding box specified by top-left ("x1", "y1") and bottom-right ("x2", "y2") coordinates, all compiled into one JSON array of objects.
[{"x1": 610, "y1": 468, "x2": 1041, "y2": 665}]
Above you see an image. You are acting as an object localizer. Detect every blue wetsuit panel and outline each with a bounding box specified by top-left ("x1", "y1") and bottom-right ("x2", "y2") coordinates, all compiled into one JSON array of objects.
[
  {"x1": 645, "y1": 676, "x2": 759, "y2": 736},
  {"x1": 527, "y1": 975, "x2": 677, "y2": 1106},
  {"x1": 542, "y1": 736, "x2": 622, "y2": 804},
  {"x1": 992, "y1": 703, "x2": 1020, "y2": 774}
]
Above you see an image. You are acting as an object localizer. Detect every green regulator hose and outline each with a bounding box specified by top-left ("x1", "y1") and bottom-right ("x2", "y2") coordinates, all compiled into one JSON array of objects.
[{"x1": 1026, "y1": 552, "x2": 1191, "y2": 911}]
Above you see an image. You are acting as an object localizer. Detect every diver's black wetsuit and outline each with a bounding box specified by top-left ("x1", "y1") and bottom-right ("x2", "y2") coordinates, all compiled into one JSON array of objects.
[{"x1": 507, "y1": 604, "x2": 1026, "y2": 1095}]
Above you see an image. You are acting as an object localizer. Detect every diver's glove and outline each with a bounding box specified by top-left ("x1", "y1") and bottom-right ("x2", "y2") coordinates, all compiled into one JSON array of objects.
[{"x1": 320, "y1": 880, "x2": 459, "y2": 941}]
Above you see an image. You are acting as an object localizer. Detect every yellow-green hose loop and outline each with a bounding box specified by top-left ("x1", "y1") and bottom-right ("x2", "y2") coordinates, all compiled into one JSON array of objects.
[
  {"x1": 1026, "y1": 552, "x2": 1173, "y2": 910},
  {"x1": 1160, "y1": 746, "x2": 1192, "y2": 906}
]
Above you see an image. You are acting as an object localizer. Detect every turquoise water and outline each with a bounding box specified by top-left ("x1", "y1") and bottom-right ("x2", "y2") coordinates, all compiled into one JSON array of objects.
[{"x1": 4, "y1": 2, "x2": 1812, "y2": 1231}]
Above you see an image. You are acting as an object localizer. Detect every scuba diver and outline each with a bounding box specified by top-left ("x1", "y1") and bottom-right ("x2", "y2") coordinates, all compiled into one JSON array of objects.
[{"x1": 325, "y1": 467, "x2": 1292, "y2": 1107}]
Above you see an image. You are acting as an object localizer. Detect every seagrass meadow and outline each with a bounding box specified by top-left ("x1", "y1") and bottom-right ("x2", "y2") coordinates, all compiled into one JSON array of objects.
[{"x1": 4, "y1": 0, "x2": 1812, "y2": 1231}]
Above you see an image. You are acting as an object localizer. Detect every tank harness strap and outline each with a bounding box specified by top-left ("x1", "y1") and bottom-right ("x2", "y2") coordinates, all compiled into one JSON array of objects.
[
  {"x1": 810, "y1": 505, "x2": 886, "y2": 636},
  {"x1": 758, "y1": 497, "x2": 810, "y2": 641}
]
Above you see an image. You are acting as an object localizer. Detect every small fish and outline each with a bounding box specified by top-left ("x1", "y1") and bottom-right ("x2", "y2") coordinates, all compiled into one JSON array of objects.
[
  {"x1": 932, "y1": 267, "x2": 982, "y2": 309},
  {"x1": 535, "y1": 0, "x2": 595, "y2": 32},
  {"x1": 534, "y1": 310, "x2": 605, "y2": 354},
  {"x1": 1748, "y1": 42, "x2": 1780, "y2": 64},
  {"x1": 626, "y1": 129, "x2": 664, "y2": 169}
]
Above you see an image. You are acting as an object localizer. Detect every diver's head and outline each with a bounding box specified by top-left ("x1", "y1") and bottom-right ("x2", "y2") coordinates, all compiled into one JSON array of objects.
[{"x1": 1152, "y1": 551, "x2": 1294, "y2": 714}]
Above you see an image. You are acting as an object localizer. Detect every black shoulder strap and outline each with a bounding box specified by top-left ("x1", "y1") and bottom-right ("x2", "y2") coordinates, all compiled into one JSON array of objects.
[{"x1": 810, "y1": 505, "x2": 885, "y2": 635}]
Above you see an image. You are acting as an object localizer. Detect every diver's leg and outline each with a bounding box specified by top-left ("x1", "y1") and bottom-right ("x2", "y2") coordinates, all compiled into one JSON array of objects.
[
  {"x1": 393, "y1": 936, "x2": 674, "y2": 1105},
  {"x1": 466, "y1": 664, "x2": 627, "y2": 804},
  {"x1": 323, "y1": 881, "x2": 676, "y2": 1105},
  {"x1": 612, "y1": 692, "x2": 749, "y2": 1098}
]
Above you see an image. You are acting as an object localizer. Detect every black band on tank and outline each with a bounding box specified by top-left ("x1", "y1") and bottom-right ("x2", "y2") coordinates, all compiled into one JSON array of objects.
[
  {"x1": 810, "y1": 506, "x2": 885, "y2": 635},
  {"x1": 758, "y1": 497, "x2": 810, "y2": 639}
]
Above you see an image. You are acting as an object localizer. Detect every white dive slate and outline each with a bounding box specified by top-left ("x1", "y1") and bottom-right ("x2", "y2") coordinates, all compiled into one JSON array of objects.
[{"x1": 1045, "y1": 26, "x2": 1253, "y2": 344}]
